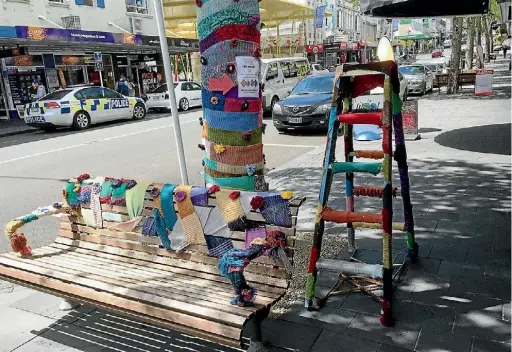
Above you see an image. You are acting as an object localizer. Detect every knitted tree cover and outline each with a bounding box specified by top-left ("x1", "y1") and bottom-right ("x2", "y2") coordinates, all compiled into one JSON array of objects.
[{"x1": 197, "y1": 0, "x2": 266, "y2": 192}]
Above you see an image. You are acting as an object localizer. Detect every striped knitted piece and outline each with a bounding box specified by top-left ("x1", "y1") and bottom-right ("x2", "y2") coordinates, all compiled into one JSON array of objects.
[
  {"x1": 174, "y1": 185, "x2": 206, "y2": 245},
  {"x1": 215, "y1": 189, "x2": 247, "y2": 231},
  {"x1": 198, "y1": 0, "x2": 265, "y2": 191},
  {"x1": 90, "y1": 180, "x2": 103, "y2": 229},
  {"x1": 260, "y1": 195, "x2": 293, "y2": 227},
  {"x1": 205, "y1": 235, "x2": 234, "y2": 257}
]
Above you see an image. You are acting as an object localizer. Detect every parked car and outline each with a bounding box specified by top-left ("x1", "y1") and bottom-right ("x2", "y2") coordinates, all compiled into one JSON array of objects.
[
  {"x1": 144, "y1": 81, "x2": 201, "y2": 112},
  {"x1": 261, "y1": 57, "x2": 311, "y2": 112},
  {"x1": 272, "y1": 72, "x2": 334, "y2": 132},
  {"x1": 398, "y1": 65, "x2": 434, "y2": 95},
  {"x1": 310, "y1": 63, "x2": 329, "y2": 74},
  {"x1": 364, "y1": 71, "x2": 410, "y2": 102},
  {"x1": 432, "y1": 49, "x2": 443, "y2": 58},
  {"x1": 23, "y1": 86, "x2": 146, "y2": 131}
]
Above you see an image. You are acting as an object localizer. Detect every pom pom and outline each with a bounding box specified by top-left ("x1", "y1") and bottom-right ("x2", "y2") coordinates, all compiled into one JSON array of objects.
[
  {"x1": 111, "y1": 179, "x2": 122, "y2": 188},
  {"x1": 253, "y1": 47, "x2": 262, "y2": 58},
  {"x1": 73, "y1": 184, "x2": 81, "y2": 193},
  {"x1": 198, "y1": 144, "x2": 206, "y2": 150},
  {"x1": 230, "y1": 37, "x2": 239, "y2": 47},
  {"x1": 227, "y1": 64, "x2": 236, "y2": 74},
  {"x1": 200, "y1": 56, "x2": 207, "y2": 65},
  {"x1": 250, "y1": 196, "x2": 264, "y2": 210},
  {"x1": 241, "y1": 101, "x2": 249, "y2": 111},
  {"x1": 76, "y1": 173, "x2": 90, "y2": 183},
  {"x1": 175, "y1": 191, "x2": 187, "y2": 202},
  {"x1": 209, "y1": 185, "x2": 220, "y2": 193},
  {"x1": 214, "y1": 145, "x2": 226, "y2": 154},
  {"x1": 210, "y1": 96, "x2": 219, "y2": 105},
  {"x1": 248, "y1": 14, "x2": 260, "y2": 26},
  {"x1": 229, "y1": 191, "x2": 240, "y2": 200},
  {"x1": 53, "y1": 202, "x2": 63, "y2": 209},
  {"x1": 281, "y1": 191, "x2": 294, "y2": 200},
  {"x1": 126, "y1": 180, "x2": 137, "y2": 190},
  {"x1": 242, "y1": 130, "x2": 252, "y2": 141},
  {"x1": 150, "y1": 187, "x2": 160, "y2": 198},
  {"x1": 10, "y1": 232, "x2": 32, "y2": 256},
  {"x1": 245, "y1": 164, "x2": 256, "y2": 176}
]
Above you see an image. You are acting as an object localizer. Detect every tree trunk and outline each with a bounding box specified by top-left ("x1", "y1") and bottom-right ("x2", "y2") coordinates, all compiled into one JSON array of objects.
[
  {"x1": 448, "y1": 17, "x2": 464, "y2": 94},
  {"x1": 482, "y1": 15, "x2": 491, "y2": 62},
  {"x1": 466, "y1": 17, "x2": 475, "y2": 69},
  {"x1": 197, "y1": 0, "x2": 267, "y2": 191},
  {"x1": 475, "y1": 16, "x2": 482, "y2": 47}
]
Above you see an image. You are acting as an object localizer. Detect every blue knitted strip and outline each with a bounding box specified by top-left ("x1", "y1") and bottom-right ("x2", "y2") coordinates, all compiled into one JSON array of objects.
[
  {"x1": 153, "y1": 208, "x2": 171, "y2": 249},
  {"x1": 201, "y1": 40, "x2": 259, "y2": 68},
  {"x1": 202, "y1": 90, "x2": 226, "y2": 111},
  {"x1": 204, "y1": 108, "x2": 259, "y2": 131},
  {"x1": 204, "y1": 173, "x2": 255, "y2": 191},
  {"x1": 160, "y1": 184, "x2": 178, "y2": 231}
]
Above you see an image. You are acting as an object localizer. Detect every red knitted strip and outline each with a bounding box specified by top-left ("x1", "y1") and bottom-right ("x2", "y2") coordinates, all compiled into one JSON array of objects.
[
  {"x1": 382, "y1": 208, "x2": 391, "y2": 233},
  {"x1": 225, "y1": 98, "x2": 262, "y2": 112},
  {"x1": 200, "y1": 24, "x2": 260, "y2": 52},
  {"x1": 353, "y1": 186, "x2": 384, "y2": 198},
  {"x1": 308, "y1": 248, "x2": 320, "y2": 273},
  {"x1": 382, "y1": 126, "x2": 392, "y2": 154}
]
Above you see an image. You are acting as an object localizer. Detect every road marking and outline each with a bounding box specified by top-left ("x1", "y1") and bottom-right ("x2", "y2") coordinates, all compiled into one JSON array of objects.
[
  {"x1": 265, "y1": 143, "x2": 319, "y2": 148},
  {"x1": 0, "y1": 120, "x2": 197, "y2": 165}
]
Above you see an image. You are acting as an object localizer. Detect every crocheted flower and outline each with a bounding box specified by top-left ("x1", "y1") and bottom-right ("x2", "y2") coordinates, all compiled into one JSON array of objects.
[
  {"x1": 126, "y1": 180, "x2": 137, "y2": 190},
  {"x1": 230, "y1": 37, "x2": 239, "y2": 47},
  {"x1": 210, "y1": 96, "x2": 219, "y2": 105},
  {"x1": 229, "y1": 191, "x2": 240, "y2": 200},
  {"x1": 208, "y1": 185, "x2": 220, "y2": 193},
  {"x1": 245, "y1": 164, "x2": 256, "y2": 176},
  {"x1": 250, "y1": 196, "x2": 264, "y2": 210},
  {"x1": 92, "y1": 183, "x2": 102, "y2": 193},
  {"x1": 200, "y1": 56, "x2": 207, "y2": 65},
  {"x1": 111, "y1": 179, "x2": 122, "y2": 188},
  {"x1": 267, "y1": 230, "x2": 287, "y2": 248},
  {"x1": 227, "y1": 64, "x2": 235, "y2": 74},
  {"x1": 175, "y1": 191, "x2": 187, "y2": 202},
  {"x1": 253, "y1": 47, "x2": 262, "y2": 58},
  {"x1": 241, "y1": 101, "x2": 249, "y2": 111},
  {"x1": 195, "y1": 0, "x2": 201, "y2": 6},
  {"x1": 73, "y1": 184, "x2": 81, "y2": 193},
  {"x1": 198, "y1": 144, "x2": 206, "y2": 150},
  {"x1": 214, "y1": 144, "x2": 226, "y2": 154},
  {"x1": 242, "y1": 130, "x2": 252, "y2": 141},
  {"x1": 150, "y1": 187, "x2": 160, "y2": 198},
  {"x1": 248, "y1": 14, "x2": 260, "y2": 27},
  {"x1": 53, "y1": 202, "x2": 62, "y2": 209},
  {"x1": 76, "y1": 173, "x2": 90, "y2": 183},
  {"x1": 281, "y1": 191, "x2": 294, "y2": 200}
]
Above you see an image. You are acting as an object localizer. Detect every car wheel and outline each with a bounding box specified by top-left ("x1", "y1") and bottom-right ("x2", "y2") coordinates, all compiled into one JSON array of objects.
[
  {"x1": 133, "y1": 103, "x2": 146, "y2": 120},
  {"x1": 72, "y1": 111, "x2": 91, "y2": 130},
  {"x1": 270, "y1": 96, "x2": 279, "y2": 111},
  {"x1": 179, "y1": 98, "x2": 189, "y2": 111}
]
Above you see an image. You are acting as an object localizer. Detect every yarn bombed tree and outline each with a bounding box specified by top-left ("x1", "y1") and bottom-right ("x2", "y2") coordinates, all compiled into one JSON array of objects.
[{"x1": 196, "y1": 0, "x2": 267, "y2": 192}]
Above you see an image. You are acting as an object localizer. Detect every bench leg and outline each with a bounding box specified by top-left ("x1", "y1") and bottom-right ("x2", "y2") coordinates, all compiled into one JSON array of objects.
[
  {"x1": 59, "y1": 298, "x2": 80, "y2": 311},
  {"x1": 247, "y1": 317, "x2": 268, "y2": 352}
]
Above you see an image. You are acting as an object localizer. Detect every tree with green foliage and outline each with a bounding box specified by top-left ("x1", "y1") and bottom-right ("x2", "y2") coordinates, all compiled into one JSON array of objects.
[{"x1": 448, "y1": 17, "x2": 464, "y2": 94}]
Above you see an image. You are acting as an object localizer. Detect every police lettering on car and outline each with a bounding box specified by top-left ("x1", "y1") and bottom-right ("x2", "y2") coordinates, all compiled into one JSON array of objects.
[{"x1": 111, "y1": 98, "x2": 130, "y2": 109}]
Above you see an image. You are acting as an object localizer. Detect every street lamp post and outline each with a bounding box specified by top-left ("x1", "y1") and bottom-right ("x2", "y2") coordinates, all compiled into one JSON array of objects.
[{"x1": 151, "y1": 0, "x2": 189, "y2": 184}]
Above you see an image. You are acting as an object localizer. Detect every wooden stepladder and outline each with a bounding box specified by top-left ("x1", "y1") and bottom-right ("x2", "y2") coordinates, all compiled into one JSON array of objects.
[{"x1": 304, "y1": 61, "x2": 418, "y2": 327}]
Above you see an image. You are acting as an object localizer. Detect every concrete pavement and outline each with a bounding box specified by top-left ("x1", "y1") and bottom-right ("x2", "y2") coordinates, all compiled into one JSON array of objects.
[{"x1": 0, "y1": 58, "x2": 510, "y2": 351}]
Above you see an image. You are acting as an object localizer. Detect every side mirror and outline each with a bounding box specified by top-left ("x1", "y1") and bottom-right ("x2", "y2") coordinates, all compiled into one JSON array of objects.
[{"x1": 287, "y1": 89, "x2": 292, "y2": 94}]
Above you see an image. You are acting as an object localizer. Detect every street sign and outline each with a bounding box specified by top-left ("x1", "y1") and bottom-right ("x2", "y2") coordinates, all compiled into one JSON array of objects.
[
  {"x1": 475, "y1": 69, "x2": 493, "y2": 96},
  {"x1": 402, "y1": 100, "x2": 421, "y2": 140},
  {"x1": 94, "y1": 52, "x2": 102, "y2": 63},
  {"x1": 94, "y1": 62, "x2": 104, "y2": 72}
]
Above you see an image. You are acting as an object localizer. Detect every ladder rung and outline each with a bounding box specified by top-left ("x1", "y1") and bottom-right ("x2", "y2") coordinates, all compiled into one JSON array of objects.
[
  {"x1": 316, "y1": 259, "x2": 383, "y2": 278},
  {"x1": 353, "y1": 186, "x2": 398, "y2": 198},
  {"x1": 338, "y1": 112, "x2": 382, "y2": 126},
  {"x1": 352, "y1": 222, "x2": 404, "y2": 231},
  {"x1": 322, "y1": 209, "x2": 381, "y2": 224},
  {"x1": 351, "y1": 150, "x2": 385, "y2": 159},
  {"x1": 331, "y1": 162, "x2": 382, "y2": 175}
]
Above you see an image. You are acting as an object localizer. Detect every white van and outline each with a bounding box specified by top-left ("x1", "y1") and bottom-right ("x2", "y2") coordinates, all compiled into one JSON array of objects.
[{"x1": 260, "y1": 57, "x2": 310, "y2": 112}]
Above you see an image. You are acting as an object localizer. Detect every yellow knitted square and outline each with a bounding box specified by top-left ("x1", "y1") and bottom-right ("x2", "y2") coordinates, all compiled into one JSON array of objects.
[
  {"x1": 175, "y1": 185, "x2": 206, "y2": 245},
  {"x1": 216, "y1": 190, "x2": 245, "y2": 223}
]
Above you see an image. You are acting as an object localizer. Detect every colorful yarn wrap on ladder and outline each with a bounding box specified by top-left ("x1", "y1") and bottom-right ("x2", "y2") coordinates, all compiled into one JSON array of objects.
[{"x1": 196, "y1": 0, "x2": 267, "y2": 192}]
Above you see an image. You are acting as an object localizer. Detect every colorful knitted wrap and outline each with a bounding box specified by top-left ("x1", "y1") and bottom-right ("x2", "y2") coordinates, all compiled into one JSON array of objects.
[{"x1": 197, "y1": 0, "x2": 266, "y2": 192}]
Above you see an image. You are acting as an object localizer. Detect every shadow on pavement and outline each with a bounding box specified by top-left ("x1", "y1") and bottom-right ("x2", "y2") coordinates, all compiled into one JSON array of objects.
[{"x1": 434, "y1": 123, "x2": 511, "y2": 155}]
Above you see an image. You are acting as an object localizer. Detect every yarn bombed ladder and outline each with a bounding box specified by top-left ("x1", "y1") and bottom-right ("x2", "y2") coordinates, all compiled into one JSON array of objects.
[
  {"x1": 1, "y1": 175, "x2": 305, "y2": 350},
  {"x1": 304, "y1": 62, "x2": 418, "y2": 327}
]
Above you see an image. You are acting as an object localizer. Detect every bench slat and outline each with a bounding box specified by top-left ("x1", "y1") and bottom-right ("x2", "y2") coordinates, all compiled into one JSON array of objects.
[
  {"x1": 54, "y1": 236, "x2": 290, "y2": 290},
  {"x1": 0, "y1": 255, "x2": 247, "y2": 328},
  {"x1": 0, "y1": 264, "x2": 243, "y2": 346},
  {"x1": 3, "y1": 249, "x2": 264, "y2": 317}
]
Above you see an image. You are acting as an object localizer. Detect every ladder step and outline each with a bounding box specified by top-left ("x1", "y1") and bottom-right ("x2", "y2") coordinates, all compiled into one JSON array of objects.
[
  {"x1": 338, "y1": 112, "x2": 382, "y2": 126},
  {"x1": 316, "y1": 259, "x2": 383, "y2": 278},
  {"x1": 322, "y1": 209, "x2": 381, "y2": 224},
  {"x1": 331, "y1": 162, "x2": 382, "y2": 175},
  {"x1": 352, "y1": 222, "x2": 405, "y2": 231},
  {"x1": 351, "y1": 150, "x2": 385, "y2": 159},
  {"x1": 353, "y1": 186, "x2": 398, "y2": 198}
]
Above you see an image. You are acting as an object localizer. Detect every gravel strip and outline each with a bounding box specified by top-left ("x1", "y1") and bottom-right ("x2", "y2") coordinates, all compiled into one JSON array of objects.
[{"x1": 269, "y1": 232, "x2": 347, "y2": 318}]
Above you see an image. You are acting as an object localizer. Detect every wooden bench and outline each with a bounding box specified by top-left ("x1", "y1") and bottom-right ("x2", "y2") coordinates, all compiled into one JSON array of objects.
[
  {"x1": 0, "y1": 177, "x2": 304, "y2": 350},
  {"x1": 435, "y1": 72, "x2": 477, "y2": 92}
]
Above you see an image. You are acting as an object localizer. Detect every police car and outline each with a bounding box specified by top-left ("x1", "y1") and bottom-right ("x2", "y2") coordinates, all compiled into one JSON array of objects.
[{"x1": 24, "y1": 86, "x2": 147, "y2": 131}]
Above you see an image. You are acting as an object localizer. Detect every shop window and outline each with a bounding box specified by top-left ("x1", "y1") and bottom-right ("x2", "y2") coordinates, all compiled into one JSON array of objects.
[
  {"x1": 126, "y1": 0, "x2": 149, "y2": 14},
  {"x1": 75, "y1": 0, "x2": 94, "y2": 6},
  {"x1": 49, "y1": 0, "x2": 65, "y2": 3}
]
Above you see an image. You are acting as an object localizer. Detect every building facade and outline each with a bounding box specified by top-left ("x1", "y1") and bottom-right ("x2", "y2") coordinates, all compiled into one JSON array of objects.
[{"x1": 0, "y1": 0, "x2": 198, "y2": 118}]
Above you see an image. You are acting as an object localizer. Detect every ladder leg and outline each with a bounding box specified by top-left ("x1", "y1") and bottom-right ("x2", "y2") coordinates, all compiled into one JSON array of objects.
[{"x1": 344, "y1": 123, "x2": 356, "y2": 253}]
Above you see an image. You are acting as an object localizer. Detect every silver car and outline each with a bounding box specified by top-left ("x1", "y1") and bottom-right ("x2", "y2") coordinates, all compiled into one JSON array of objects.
[{"x1": 398, "y1": 65, "x2": 435, "y2": 95}]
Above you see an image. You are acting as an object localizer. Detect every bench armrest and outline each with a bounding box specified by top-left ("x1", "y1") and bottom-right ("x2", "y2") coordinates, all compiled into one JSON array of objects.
[{"x1": 4, "y1": 202, "x2": 71, "y2": 256}]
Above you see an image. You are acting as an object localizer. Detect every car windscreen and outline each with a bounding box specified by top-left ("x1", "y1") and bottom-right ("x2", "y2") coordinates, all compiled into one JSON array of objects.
[
  {"x1": 399, "y1": 66, "x2": 425, "y2": 75},
  {"x1": 291, "y1": 75, "x2": 334, "y2": 95},
  {"x1": 38, "y1": 89, "x2": 72, "y2": 101}
]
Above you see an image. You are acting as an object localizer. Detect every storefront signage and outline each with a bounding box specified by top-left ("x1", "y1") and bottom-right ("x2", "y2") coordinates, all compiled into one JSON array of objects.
[
  {"x1": 315, "y1": 5, "x2": 326, "y2": 29},
  {"x1": 138, "y1": 54, "x2": 160, "y2": 63},
  {"x1": 13, "y1": 26, "x2": 142, "y2": 45},
  {"x1": 0, "y1": 47, "x2": 28, "y2": 59},
  {"x1": 139, "y1": 69, "x2": 158, "y2": 94},
  {"x1": 306, "y1": 45, "x2": 324, "y2": 54},
  {"x1": 402, "y1": 100, "x2": 420, "y2": 138},
  {"x1": 142, "y1": 36, "x2": 199, "y2": 50},
  {"x1": 475, "y1": 69, "x2": 493, "y2": 96},
  {"x1": 339, "y1": 41, "x2": 347, "y2": 50}
]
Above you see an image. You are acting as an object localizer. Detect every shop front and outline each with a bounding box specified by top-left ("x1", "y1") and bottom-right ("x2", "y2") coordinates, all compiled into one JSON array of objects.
[{"x1": 54, "y1": 54, "x2": 115, "y2": 89}]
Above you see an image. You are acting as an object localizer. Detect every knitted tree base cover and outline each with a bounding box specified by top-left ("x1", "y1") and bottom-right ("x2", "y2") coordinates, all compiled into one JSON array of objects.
[{"x1": 197, "y1": 0, "x2": 266, "y2": 192}]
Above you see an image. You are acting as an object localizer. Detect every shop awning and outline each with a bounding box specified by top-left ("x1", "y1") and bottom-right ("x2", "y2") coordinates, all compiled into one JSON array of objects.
[
  {"x1": 163, "y1": 0, "x2": 329, "y2": 39},
  {"x1": 360, "y1": 0, "x2": 490, "y2": 17}
]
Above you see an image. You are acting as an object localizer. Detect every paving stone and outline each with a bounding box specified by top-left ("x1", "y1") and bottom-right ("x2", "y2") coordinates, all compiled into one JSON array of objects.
[
  {"x1": 278, "y1": 302, "x2": 355, "y2": 333},
  {"x1": 261, "y1": 317, "x2": 322, "y2": 351},
  {"x1": 437, "y1": 260, "x2": 485, "y2": 280},
  {"x1": 449, "y1": 276, "x2": 511, "y2": 301},
  {"x1": 454, "y1": 306, "x2": 511, "y2": 343},
  {"x1": 376, "y1": 343, "x2": 413, "y2": 352},
  {"x1": 503, "y1": 303, "x2": 511, "y2": 322},
  {"x1": 435, "y1": 220, "x2": 479, "y2": 239},
  {"x1": 429, "y1": 240, "x2": 469, "y2": 263},
  {"x1": 345, "y1": 312, "x2": 421, "y2": 350},
  {"x1": 416, "y1": 329, "x2": 473, "y2": 352},
  {"x1": 471, "y1": 337, "x2": 512, "y2": 352},
  {"x1": 405, "y1": 273, "x2": 451, "y2": 305},
  {"x1": 484, "y1": 265, "x2": 512, "y2": 279},
  {"x1": 315, "y1": 285, "x2": 348, "y2": 308},
  {"x1": 393, "y1": 301, "x2": 456, "y2": 333},
  {"x1": 310, "y1": 330, "x2": 381, "y2": 352},
  {"x1": 418, "y1": 211, "x2": 460, "y2": 222},
  {"x1": 341, "y1": 292, "x2": 382, "y2": 317}
]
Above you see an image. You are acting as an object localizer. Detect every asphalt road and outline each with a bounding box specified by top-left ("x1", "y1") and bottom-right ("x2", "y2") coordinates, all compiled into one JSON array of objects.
[{"x1": 0, "y1": 108, "x2": 326, "y2": 253}]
